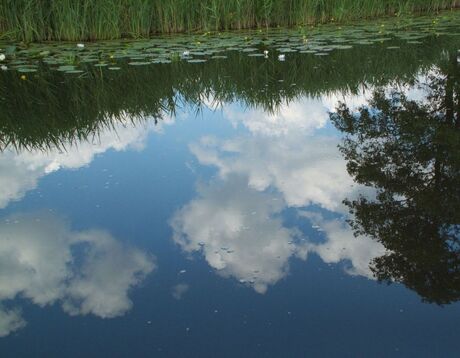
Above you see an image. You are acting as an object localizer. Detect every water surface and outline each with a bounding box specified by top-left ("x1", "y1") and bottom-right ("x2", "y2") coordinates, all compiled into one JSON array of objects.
[{"x1": 0, "y1": 13, "x2": 460, "y2": 357}]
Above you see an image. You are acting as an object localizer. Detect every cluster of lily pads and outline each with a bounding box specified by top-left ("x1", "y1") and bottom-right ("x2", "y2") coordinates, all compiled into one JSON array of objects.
[{"x1": 1, "y1": 11, "x2": 459, "y2": 75}]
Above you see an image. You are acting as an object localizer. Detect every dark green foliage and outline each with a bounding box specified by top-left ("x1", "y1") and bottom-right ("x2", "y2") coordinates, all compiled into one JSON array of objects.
[{"x1": 331, "y1": 51, "x2": 460, "y2": 305}]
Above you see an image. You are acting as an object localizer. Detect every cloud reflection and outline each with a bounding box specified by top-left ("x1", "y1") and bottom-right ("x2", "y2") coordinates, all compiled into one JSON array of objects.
[
  {"x1": 0, "y1": 212, "x2": 154, "y2": 336},
  {"x1": 172, "y1": 95, "x2": 385, "y2": 293},
  {"x1": 299, "y1": 212, "x2": 385, "y2": 278},
  {"x1": 172, "y1": 283, "x2": 190, "y2": 300},
  {"x1": 190, "y1": 135, "x2": 354, "y2": 211},
  {"x1": 0, "y1": 119, "x2": 157, "y2": 210},
  {"x1": 171, "y1": 176, "x2": 306, "y2": 294},
  {"x1": 0, "y1": 307, "x2": 26, "y2": 337},
  {"x1": 223, "y1": 98, "x2": 328, "y2": 137}
]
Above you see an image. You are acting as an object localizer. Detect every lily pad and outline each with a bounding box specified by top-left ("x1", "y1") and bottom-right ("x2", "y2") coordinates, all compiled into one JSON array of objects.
[
  {"x1": 17, "y1": 68, "x2": 38, "y2": 73},
  {"x1": 65, "y1": 70, "x2": 84, "y2": 74},
  {"x1": 128, "y1": 62, "x2": 151, "y2": 66},
  {"x1": 57, "y1": 65, "x2": 77, "y2": 72},
  {"x1": 187, "y1": 59, "x2": 207, "y2": 63}
]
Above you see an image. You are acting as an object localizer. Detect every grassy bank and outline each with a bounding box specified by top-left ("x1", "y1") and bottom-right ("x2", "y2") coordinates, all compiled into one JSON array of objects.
[{"x1": 0, "y1": 0, "x2": 459, "y2": 42}]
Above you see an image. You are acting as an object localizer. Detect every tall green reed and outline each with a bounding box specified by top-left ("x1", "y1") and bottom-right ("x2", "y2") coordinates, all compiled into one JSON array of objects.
[{"x1": 0, "y1": 0, "x2": 459, "y2": 41}]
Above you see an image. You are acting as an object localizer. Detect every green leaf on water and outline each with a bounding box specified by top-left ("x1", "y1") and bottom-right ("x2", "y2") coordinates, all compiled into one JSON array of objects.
[
  {"x1": 187, "y1": 59, "x2": 207, "y2": 63},
  {"x1": 17, "y1": 68, "x2": 38, "y2": 73},
  {"x1": 128, "y1": 62, "x2": 151, "y2": 66},
  {"x1": 57, "y1": 65, "x2": 76, "y2": 71}
]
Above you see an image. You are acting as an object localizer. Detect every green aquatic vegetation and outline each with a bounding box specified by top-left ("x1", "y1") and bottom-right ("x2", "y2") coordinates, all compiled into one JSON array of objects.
[
  {"x1": 187, "y1": 59, "x2": 207, "y2": 63},
  {"x1": 0, "y1": 0, "x2": 459, "y2": 41},
  {"x1": 0, "y1": 13, "x2": 459, "y2": 151},
  {"x1": 0, "y1": 31, "x2": 458, "y2": 151},
  {"x1": 1, "y1": 12, "x2": 460, "y2": 76}
]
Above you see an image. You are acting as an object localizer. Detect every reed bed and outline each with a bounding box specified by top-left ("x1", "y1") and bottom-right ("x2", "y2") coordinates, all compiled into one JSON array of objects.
[{"x1": 1, "y1": 0, "x2": 459, "y2": 42}]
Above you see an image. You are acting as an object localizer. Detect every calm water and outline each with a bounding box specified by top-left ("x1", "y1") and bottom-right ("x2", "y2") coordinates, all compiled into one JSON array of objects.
[{"x1": 1, "y1": 14, "x2": 460, "y2": 357}]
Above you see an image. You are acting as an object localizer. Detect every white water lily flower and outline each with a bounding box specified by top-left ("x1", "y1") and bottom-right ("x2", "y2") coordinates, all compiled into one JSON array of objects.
[
  {"x1": 183, "y1": 50, "x2": 190, "y2": 56},
  {"x1": 76, "y1": 43, "x2": 85, "y2": 48},
  {"x1": 278, "y1": 54, "x2": 285, "y2": 61},
  {"x1": 1, "y1": 65, "x2": 7, "y2": 71},
  {"x1": 0, "y1": 54, "x2": 5, "y2": 61},
  {"x1": 264, "y1": 50, "x2": 269, "y2": 55}
]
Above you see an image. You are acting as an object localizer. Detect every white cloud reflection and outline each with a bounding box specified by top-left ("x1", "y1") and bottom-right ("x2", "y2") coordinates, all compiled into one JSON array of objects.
[
  {"x1": 0, "y1": 212, "x2": 155, "y2": 336},
  {"x1": 299, "y1": 211, "x2": 385, "y2": 278},
  {"x1": 171, "y1": 176, "x2": 305, "y2": 294},
  {"x1": 0, "y1": 118, "x2": 158, "y2": 210},
  {"x1": 172, "y1": 283, "x2": 190, "y2": 300},
  {"x1": 223, "y1": 98, "x2": 328, "y2": 137},
  {"x1": 172, "y1": 94, "x2": 385, "y2": 293},
  {"x1": 0, "y1": 307, "x2": 26, "y2": 337},
  {"x1": 190, "y1": 134, "x2": 354, "y2": 211}
]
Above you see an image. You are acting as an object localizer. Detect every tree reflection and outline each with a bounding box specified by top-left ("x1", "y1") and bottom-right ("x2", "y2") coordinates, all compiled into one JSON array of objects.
[{"x1": 330, "y1": 52, "x2": 460, "y2": 304}]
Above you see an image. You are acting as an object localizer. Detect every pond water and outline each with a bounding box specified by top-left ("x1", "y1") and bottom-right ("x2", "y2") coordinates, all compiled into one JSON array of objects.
[{"x1": 1, "y1": 12, "x2": 460, "y2": 358}]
